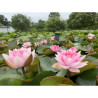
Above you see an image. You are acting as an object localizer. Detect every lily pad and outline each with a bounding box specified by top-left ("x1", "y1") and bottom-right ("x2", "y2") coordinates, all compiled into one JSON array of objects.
[
  {"x1": 40, "y1": 57, "x2": 59, "y2": 72},
  {"x1": 40, "y1": 76, "x2": 76, "y2": 86},
  {"x1": 23, "y1": 71, "x2": 56, "y2": 85},
  {"x1": 76, "y1": 68, "x2": 98, "y2": 85},
  {"x1": 56, "y1": 69, "x2": 67, "y2": 77},
  {"x1": 87, "y1": 53, "x2": 98, "y2": 65},
  {"x1": 36, "y1": 45, "x2": 51, "y2": 55}
]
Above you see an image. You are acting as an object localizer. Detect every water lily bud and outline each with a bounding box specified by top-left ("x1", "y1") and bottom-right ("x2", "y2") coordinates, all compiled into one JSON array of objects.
[
  {"x1": 40, "y1": 40, "x2": 47, "y2": 45},
  {"x1": 34, "y1": 42, "x2": 39, "y2": 47},
  {"x1": 51, "y1": 36, "x2": 55, "y2": 40},
  {"x1": 88, "y1": 34, "x2": 94, "y2": 39},
  {"x1": 22, "y1": 42, "x2": 32, "y2": 47},
  {"x1": 2, "y1": 47, "x2": 35, "y2": 69},
  {"x1": 50, "y1": 45, "x2": 61, "y2": 53}
]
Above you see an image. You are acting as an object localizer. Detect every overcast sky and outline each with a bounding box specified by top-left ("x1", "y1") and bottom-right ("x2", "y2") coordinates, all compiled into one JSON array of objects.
[{"x1": 0, "y1": 12, "x2": 71, "y2": 22}]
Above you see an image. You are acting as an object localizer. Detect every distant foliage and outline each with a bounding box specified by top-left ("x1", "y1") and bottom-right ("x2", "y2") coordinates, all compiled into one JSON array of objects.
[
  {"x1": 45, "y1": 17, "x2": 65, "y2": 32},
  {"x1": 11, "y1": 14, "x2": 31, "y2": 32},
  {"x1": 31, "y1": 20, "x2": 45, "y2": 32},
  {"x1": 0, "y1": 14, "x2": 9, "y2": 26},
  {"x1": 37, "y1": 20, "x2": 45, "y2": 30},
  {"x1": 10, "y1": 12, "x2": 98, "y2": 32},
  {"x1": 49, "y1": 12, "x2": 60, "y2": 19},
  {"x1": 67, "y1": 12, "x2": 96, "y2": 29},
  {"x1": 0, "y1": 23, "x2": 4, "y2": 26}
]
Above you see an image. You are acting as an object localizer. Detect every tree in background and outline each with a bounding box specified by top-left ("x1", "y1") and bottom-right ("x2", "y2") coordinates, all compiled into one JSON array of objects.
[
  {"x1": 36, "y1": 20, "x2": 45, "y2": 30},
  {"x1": 31, "y1": 22, "x2": 37, "y2": 28},
  {"x1": 0, "y1": 14, "x2": 9, "y2": 26},
  {"x1": 11, "y1": 14, "x2": 31, "y2": 32},
  {"x1": 31, "y1": 20, "x2": 45, "y2": 32},
  {"x1": 95, "y1": 13, "x2": 98, "y2": 25},
  {"x1": 67, "y1": 12, "x2": 96, "y2": 29},
  {"x1": 0, "y1": 23, "x2": 4, "y2": 26},
  {"x1": 45, "y1": 17, "x2": 65, "y2": 32},
  {"x1": 48, "y1": 12, "x2": 60, "y2": 19},
  {"x1": 45, "y1": 12, "x2": 65, "y2": 32}
]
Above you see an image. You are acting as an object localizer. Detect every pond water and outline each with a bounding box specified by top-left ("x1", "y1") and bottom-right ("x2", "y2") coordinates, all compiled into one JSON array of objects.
[{"x1": 0, "y1": 27, "x2": 15, "y2": 33}]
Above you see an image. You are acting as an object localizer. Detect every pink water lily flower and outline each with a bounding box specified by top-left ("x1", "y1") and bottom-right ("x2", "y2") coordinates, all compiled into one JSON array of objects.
[
  {"x1": 88, "y1": 34, "x2": 95, "y2": 39},
  {"x1": 40, "y1": 40, "x2": 47, "y2": 45},
  {"x1": 34, "y1": 42, "x2": 39, "y2": 47},
  {"x1": 50, "y1": 45, "x2": 61, "y2": 53},
  {"x1": 22, "y1": 42, "x2": 32, "y2": 47},
  {"x1": 52, "y1": 47, "x2": 88, "y2": 73},
  {"x1": 70, "y1": 47, "x2": 78, "y2": 52},
  {"x1": 51, "y1": 36, "x2": 55, "y2": 40},
  {"x1": 2, "y1": 47, "x2": 35, "y2": 69}
]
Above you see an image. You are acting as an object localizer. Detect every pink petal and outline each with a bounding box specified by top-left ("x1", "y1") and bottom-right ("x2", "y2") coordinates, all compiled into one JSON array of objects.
[
  {"x1": 2, "y1": 54, "x2": 9, "y2": 61},
  {"x1": 28, "y1": 48, "x2": 31, "y2": 53},
  {"x1": 76, "y1": 51, "x2": 81, "y2": 58},
  {"x1": 66, "y1": 58, "x2": 72, "y2": 66},
  {"x1": 60, "y1": 65, "x2": 70, "y2": 69},
  {"x1": 13, "y1": 56, "x2": 24, "y2": 68},
  {"x1": 9, "y1": 54, "x2": 14, "y2": 63},
  {"x1": 55, "y1": 56, "x2": 65, "y2": 65},
  {"x1": 79, "y1": 55, "x2": 86, "y2": 62},
  {"x1": 75, "y1": 61, "x2": 88, "y2": 68},
  {"x1": 52, "y1": 63, "x2": 62, "y2": 69},
  {"x1": 9, "y1": 50, "x2": 13, "y2": 55},
  {"x1": 70, "y1": 62, "x2": 80, "y2": 68},
  {"x1": 23, "y1": 53, "x2": 28, "y2": 60},
  {"x1": 69, "y1": 68, "x2": 80, "y2": 73},
  {"x1": 62, "y1": 55, "x2": 67, "y2": 63},
  {"x1": 2, "y1": 54, "x2": 16, "y2": 69}
]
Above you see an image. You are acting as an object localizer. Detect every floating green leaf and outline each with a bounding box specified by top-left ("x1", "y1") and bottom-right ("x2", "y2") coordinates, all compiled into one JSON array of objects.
[
  {"x1": 25, "y1": 57, "x2": 40, "y2": 79},
  {"x1": 36, "y1": 45, "x2": 51, "y2": 54},
  {"x1": 76, "y1": 68, "x2": 98, "y2": 85},
  {"x1": 0, "y1": 78, "x2": 23, "y2": 86},
  {"x1": 40, "y1": 57, "x2": 59, "y2": 72},
  {"x1": 23, "y1": 71, "x2": 56, "y2": 85},
  {"x1": 40, "y1": 76, "x2": 76, "y2": 86},
  {"x1": 87, "y1": 53, "x2": 98, "y2": 65},
  {"x1": 56, "y1": 69, "x2": 67, "y2": 77}
]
